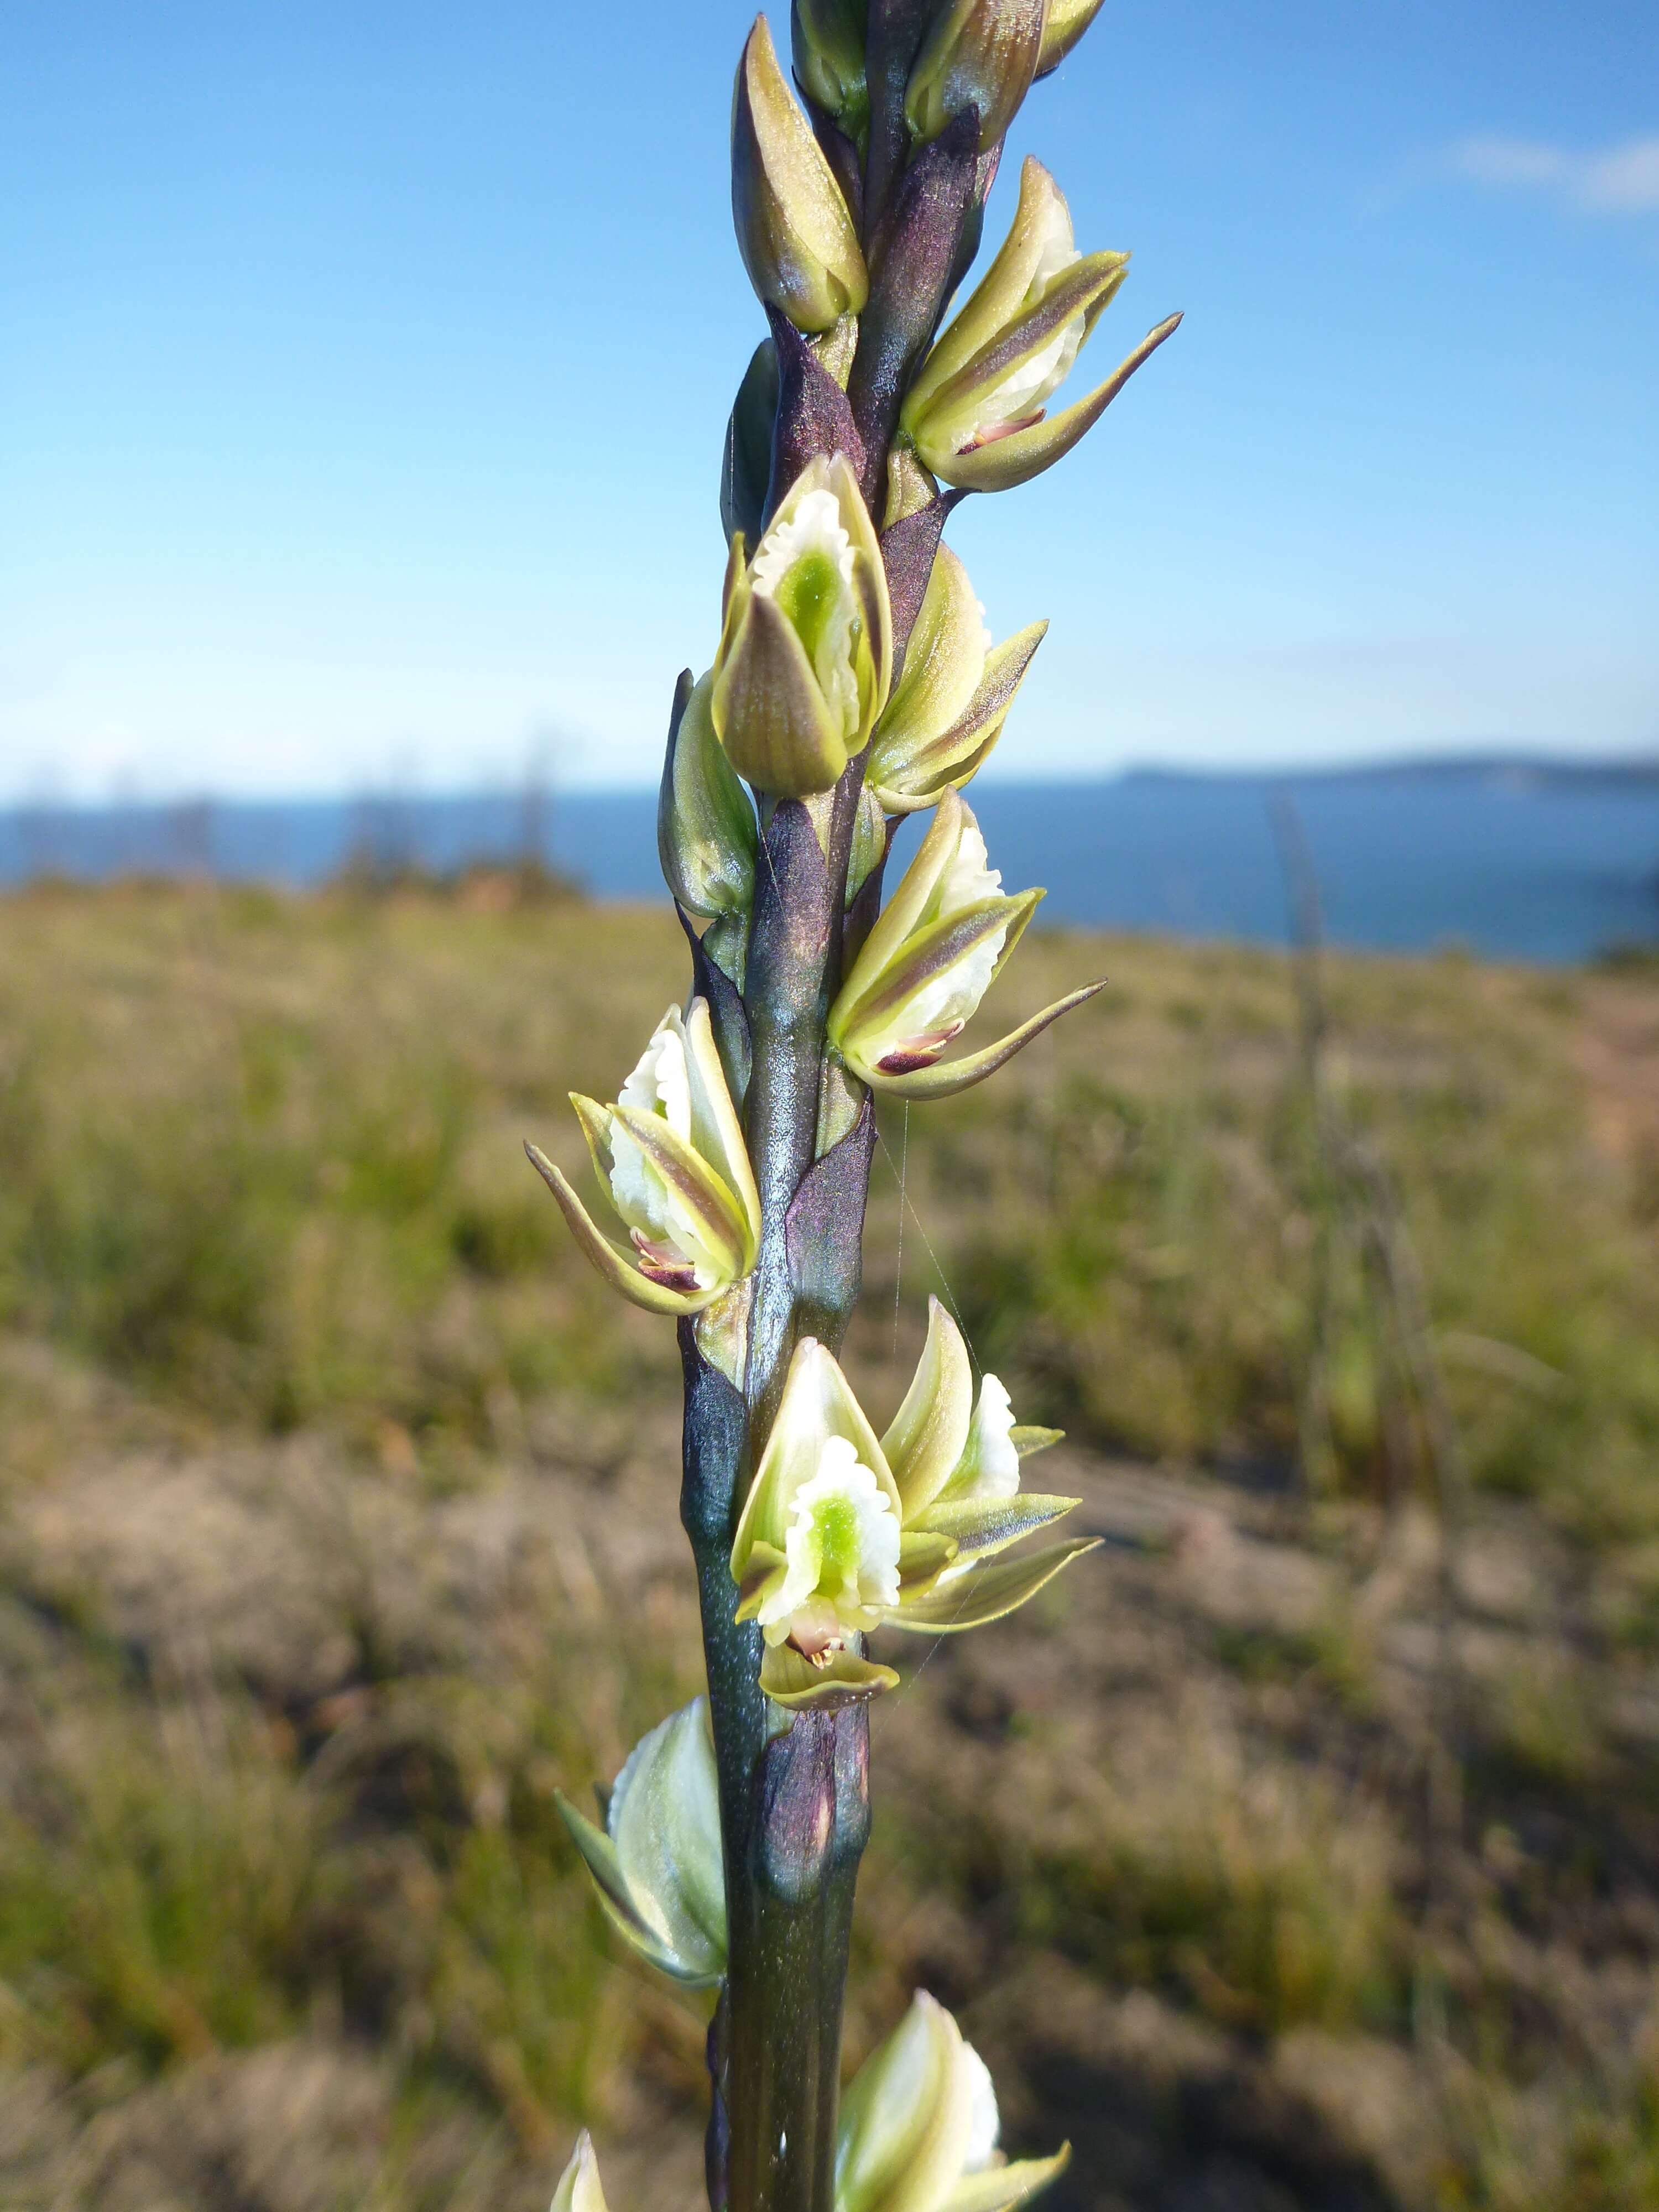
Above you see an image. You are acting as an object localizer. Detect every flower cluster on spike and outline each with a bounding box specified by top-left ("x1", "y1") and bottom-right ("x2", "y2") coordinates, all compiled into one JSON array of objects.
[
  {"x1": 730, "y1": 1309, "x2": 1094, "y2": 1709},
  {"x1": 526, "y1": 3, "x2": 1176, "y2": 2206}
]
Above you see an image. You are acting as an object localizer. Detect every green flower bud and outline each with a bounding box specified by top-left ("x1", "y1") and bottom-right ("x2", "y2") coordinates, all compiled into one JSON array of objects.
[
  {"x1": 550, "y1": 2133, "x2": 609, "y2": 2212},
  {"x1": 837, "y1": 1990, "x2": 1070, "y2": 2212},
  {"x1": 526, "y1": 998, "x2": 761, "y2": 1316},
  {"x1": 792, "y1": 0, "x2": 870, "y2": 144},
  {"x1": 901, "y1": 156, "x2": 1179, "y2": 493},
  {"x1": 734, "y1": 13, "x2": 869, "y2": 333},
  {"x1": 659, "y1": 671, "x2": 758, "y2": 968},
  {"x1": 904, "y1": 0, "x2": 1046, "y2": 153},
  {"x1": 1035, "y1": 0, "x2": 1107, "y2": 77},
  {"x1": 712, "y1": 453, "x2": 894, "y2": 799},
  {"x1": 557, "y1": 1698, "x2": 727, "y2": 1987},
  {"x1": 828, "y1": 787, "x2": 1105, "y2": 1098},
  {"x1": 867, "y1": 543, "x2": 1047, "y2": 813}
]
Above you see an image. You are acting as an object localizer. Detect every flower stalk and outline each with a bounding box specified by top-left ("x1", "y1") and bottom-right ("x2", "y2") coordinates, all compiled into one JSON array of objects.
[{"x1": 531, "y1": 11, "x2": 1176, "y2": 2211}]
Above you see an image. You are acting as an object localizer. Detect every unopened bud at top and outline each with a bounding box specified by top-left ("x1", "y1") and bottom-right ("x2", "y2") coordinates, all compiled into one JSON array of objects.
[
  {"x1": 734, "y1": 14, "x2": 868, "y2": 332},
  {"x1": 904, "y1": 0, "x2": 1046, "y2": 152},
  {"x1": 792, "y1": 0, "x2": 870, "y2": 144},
  {"x1": 712, "y1": 454, "x2": 893, "y2": 798}
]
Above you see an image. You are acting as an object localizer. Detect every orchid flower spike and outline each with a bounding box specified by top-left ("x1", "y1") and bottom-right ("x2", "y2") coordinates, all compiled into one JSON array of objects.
[
  {"x1": 550, "y1": 2133, "x2": 610, "y2": 2212},
  {"x1": 557, "y1": 1697, "x2": 727, "y2": 1987},
  {"x1": 712, "y1": 453, "x2": 894, "y2": 799},
  {"x1": 836, "y1": 1991, "x2": 1070, "y2": 2212},
  {"x1": 527, "y1": 997, "x2": 761, "y2": 1317},
  {"x1": 828, "y1": 787, "x2": 1105, "y2": 1098},
  {"x1": 900, "y1": 156, "x2": 1181, "y2": 494},
  {"x1": 867, "y1": 542, "x2": 1046, "y2": 816}
]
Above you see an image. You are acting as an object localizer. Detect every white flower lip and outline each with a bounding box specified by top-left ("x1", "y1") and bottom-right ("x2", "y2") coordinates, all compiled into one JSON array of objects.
[
  {"x1": 750, "y1": 487, "x2": 856, "y2": 598},
  {"x1": 749, "y1": 487, "x2": 864, "y2": 746},
  {"x1": 960, "y1": 2037, "x2": 1001, "y2": 2173},
  {"x1": 959, "y1": 207, "x2": 1086, "y2": 444},
  {"x1": 876, "y1": 921, "x2": 1009, "y2": 1072},
  {"x1": 761, "y1": 1434, "x2": 902, "y2": 1647},
  {"x1": 607, "y1": 1008, "x2": 727, "y2": 1288},
  {"x1": 619, "y1": 1014, "x2": 692, "y2": 1134}
]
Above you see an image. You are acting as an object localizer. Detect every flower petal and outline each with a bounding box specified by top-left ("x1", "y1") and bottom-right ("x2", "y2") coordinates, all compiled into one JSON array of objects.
[
  {"x1": 732, "y1": 1338, "x2": 902, "y2": 1574},
  {"x1": 712, "y1": 588, "x2": 852, "y2": 798},
  {"x1": 881, "y1": 1296, "x2": 974, "y2": 1520},
  {"x1": 524, "y1": 1142, "x2": 711, "y2": 1316},
  {"x1": 910, "y1": 1494, "x2": 1080, "y2": 1562},
  {"x1": 932, "y1": 313, "x2": 1182, "y2": 493},
  {"x1": 872, "y1": 622, "x2": 1047, "y2": 814},
  {"x1": 760, "y1": 1643, "x2": 900, "y2": 1710},
  {"x1": 879, "y1": 1537, "x2": 1100, "y2": 1630},
  {"x1": 837, "y1": 1990, "x2": 974, "y2": 2212},
  {"x1": 870, "y1": 542, "x2": 988, "y2": 768},
  {"x1": 905, "y1": 159, "x2": 1073, "y2": 417},
  {"x1": 681, "y1": 998, "x2": 763, "y2": 1255},
  {"x1": 556, "y1": 1796, "x2": 703, "y2": 1984},
  {"x1": 550, "y1": 2132, "x2": 611, "y2": 2212},
  {"x1": 855, "y1": 979, "x2": 1107, "y2": 1100},
  {"x1": 834, "y1": 786, "x2": 970, "y2": 1020},
  {"x1": 940, "y1": 2149, "x2": 1072, "y2": 2212},
  {"x1": 920, "y1": 252, "x2": 1129, "y2": 439},
  {"x1": 608, "y1": 1697, "x2": 727, "y2": 1985},
  {"x1": 609, "y1": 1102, "x2": 751, "y2": 1276},
  {"x1": 1011, "y1": 1425, "x2": 1065, "y2": 1458}
]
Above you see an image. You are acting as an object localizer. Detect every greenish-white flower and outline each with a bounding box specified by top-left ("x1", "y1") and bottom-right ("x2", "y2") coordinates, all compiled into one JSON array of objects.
[
  {"x1": 557, "y1": 1697, "x2": 727, "y2": 1987},
  {"x1": 731, "y1": 1321, "x2": 1096, "y2": 1709},
  {"x1": 527, "y1": 997, "x2": 760, "y2": 1317},
  {"x1": 837, "y1": 1990, "x2": 1069, "y2": 2212},
  {"x1": 550, "y1": 2132, "x2": 609, "y2": 2212},
  {"x1": 713, "y1": 453, "x2": 893, "y2": 799},
  {"x1": 866, "y1": 542, "x2": 1046, "y2": 815},
  {"x1": 828, "y1": 787, "x2": 1104, "y2": 1098},
  {"x1": 900, "y1": 157, "x2": 1179, "y2": 494}
]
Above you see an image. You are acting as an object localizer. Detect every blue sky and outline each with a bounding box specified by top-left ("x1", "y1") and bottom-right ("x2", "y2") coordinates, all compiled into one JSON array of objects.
[{"x1": 1, "y1": 0, "x2": 1655, "y2": 799}]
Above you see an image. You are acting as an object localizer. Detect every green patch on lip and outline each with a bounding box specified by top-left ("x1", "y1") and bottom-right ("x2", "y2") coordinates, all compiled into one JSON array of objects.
[{"x1": 774, "y1": 547, "x2": 841, "y2": 665}]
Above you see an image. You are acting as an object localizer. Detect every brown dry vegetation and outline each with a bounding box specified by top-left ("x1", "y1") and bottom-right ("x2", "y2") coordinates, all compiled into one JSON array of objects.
[{"x1": 2, "y1": 883, "x2": 1658, "y2": 2210}]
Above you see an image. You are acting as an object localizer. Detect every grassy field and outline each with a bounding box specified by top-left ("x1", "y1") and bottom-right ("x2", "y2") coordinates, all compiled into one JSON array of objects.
[{"x1": 2, "y1": 880, "x2": 1658, "y2": 2210}]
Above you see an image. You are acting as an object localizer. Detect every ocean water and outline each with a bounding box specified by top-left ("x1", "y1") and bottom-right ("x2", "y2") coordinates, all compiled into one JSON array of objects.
[{"x1": 4, "y1": 766, "x2": 1656, "y2": 966}]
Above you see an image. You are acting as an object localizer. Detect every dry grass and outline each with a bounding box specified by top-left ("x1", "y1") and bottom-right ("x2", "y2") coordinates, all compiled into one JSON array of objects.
[{"x1": 2, "y1": 882, "x2": 1658, "y2": 2209}]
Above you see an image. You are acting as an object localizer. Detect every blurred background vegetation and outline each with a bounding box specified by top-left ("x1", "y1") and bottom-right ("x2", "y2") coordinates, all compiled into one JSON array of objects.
[{"x1": 2, "y1": 879, "x2": 1658, "y2": 2210}]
